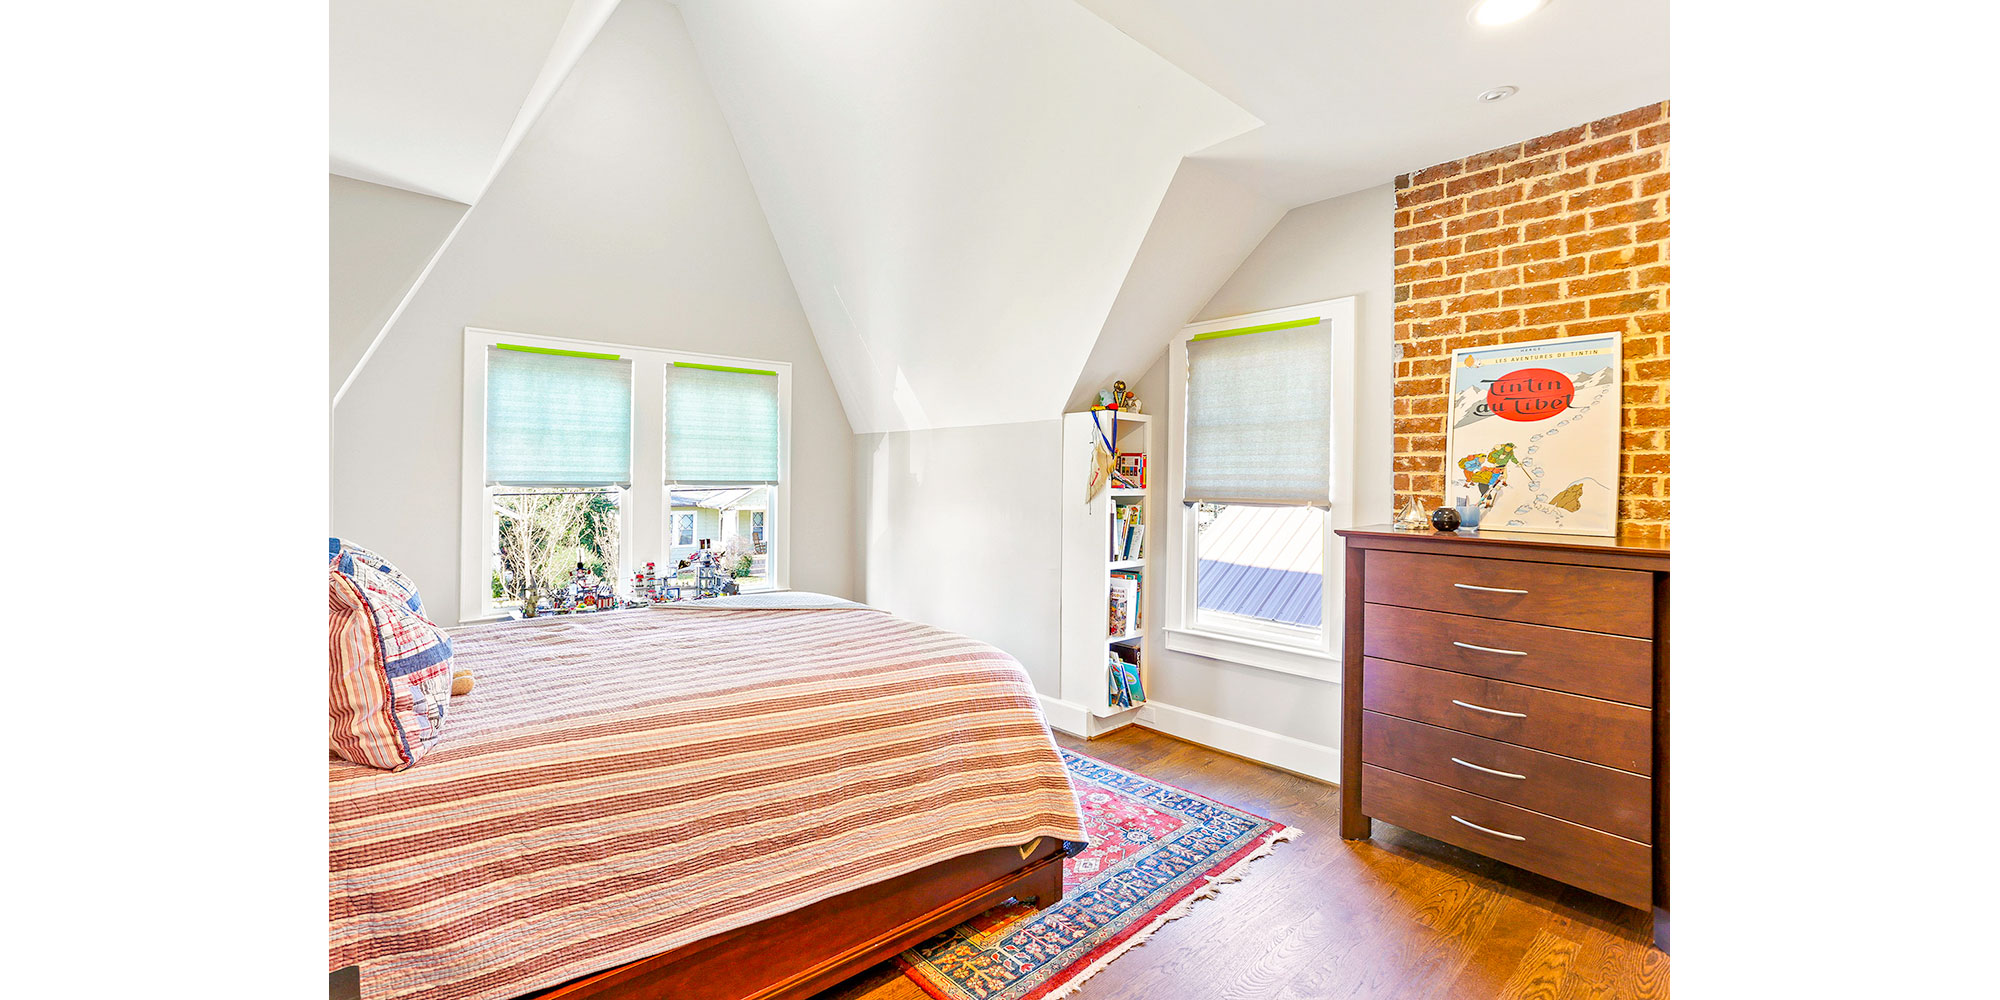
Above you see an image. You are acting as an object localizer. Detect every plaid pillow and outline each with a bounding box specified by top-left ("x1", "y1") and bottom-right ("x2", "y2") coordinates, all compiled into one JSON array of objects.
[
  {"x1": 329, "y1": 537, "x2": 426, "y2": 617},
  {"x1": 329, "y1": 566, "x2": 455, "y2": 771}
]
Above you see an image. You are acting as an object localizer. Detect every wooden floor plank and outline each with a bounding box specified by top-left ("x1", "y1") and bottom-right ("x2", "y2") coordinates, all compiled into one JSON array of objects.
[{"x1": 816, "y1": 725, "x2": 1667, "y2": 1000}]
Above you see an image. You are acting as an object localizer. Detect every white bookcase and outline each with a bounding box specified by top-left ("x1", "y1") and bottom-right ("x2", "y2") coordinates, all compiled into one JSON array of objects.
[{"x1": 1058, "y1": 409, "x2": 1151, "y2": 737}]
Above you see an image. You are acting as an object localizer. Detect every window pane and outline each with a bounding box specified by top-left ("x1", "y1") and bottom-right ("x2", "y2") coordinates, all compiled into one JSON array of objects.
[
  {"x1": 1194, "y1": 503, "x2": 1323, "y2": 628},
  {"x1": 491, "y1": 487, "x2": 622, "y2": 614},
  {"x1": 656, "y1": 484, "x2": 772, "y2": 599}
]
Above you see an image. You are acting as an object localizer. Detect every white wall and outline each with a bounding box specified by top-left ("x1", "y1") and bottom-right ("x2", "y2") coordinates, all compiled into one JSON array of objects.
[
  {"x1": 857, "y1": 421, "x2": 1063, "y2": 694},
  {"x1": 332, "y1": 0, "x2": 856, "y2": 624},
  {"x1": 328, "y1": 175, "x2": 465, "y2": 400},
  {"x1": 1131, "y1": 182, "x2": 1395, "y2": 757}
]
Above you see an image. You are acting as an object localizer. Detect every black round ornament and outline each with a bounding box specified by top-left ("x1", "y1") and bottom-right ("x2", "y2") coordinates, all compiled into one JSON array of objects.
[{"x1": 1430, "y1": 507, "x2": 1461, "y2": 532}]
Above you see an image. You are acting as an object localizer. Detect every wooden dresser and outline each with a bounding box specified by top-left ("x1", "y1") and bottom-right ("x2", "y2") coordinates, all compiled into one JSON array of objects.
[{"x1": 1334, "y1": 525, "x2": 1669, "y2": 947}]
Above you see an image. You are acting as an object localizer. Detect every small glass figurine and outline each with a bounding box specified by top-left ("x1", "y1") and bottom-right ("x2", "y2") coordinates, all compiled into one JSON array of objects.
[{"x1": 1393, "y1": 497, "x2": 1430, "y2": 531}]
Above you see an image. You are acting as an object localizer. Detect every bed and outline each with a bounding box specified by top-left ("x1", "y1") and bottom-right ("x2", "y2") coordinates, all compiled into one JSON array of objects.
[{"x1": 330, "y1": 594, "x2": 1088, "y2": 1000}]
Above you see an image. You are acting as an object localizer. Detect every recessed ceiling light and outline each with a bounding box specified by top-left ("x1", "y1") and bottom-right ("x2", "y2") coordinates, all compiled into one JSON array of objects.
[
  {"x1": 1478, "y1": 86, "x2": 1519, "y2": 103},
  {"x1": 1470, "y1": 0, "x2": 1550, "y2": 27}
]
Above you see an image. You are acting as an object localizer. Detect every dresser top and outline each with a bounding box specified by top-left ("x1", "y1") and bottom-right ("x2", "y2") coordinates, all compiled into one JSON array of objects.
[{"x1": 1337, "y1": 524, "x2": 1669, "y2": 568}]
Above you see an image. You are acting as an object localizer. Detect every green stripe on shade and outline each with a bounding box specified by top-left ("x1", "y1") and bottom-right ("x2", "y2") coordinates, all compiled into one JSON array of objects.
[
  {"x1": 1189, "y1": 317, "x2": 1321, "y2": 342},
  {"x1": 674, "y1": 361, "x2": 778, "y2": 377},
  {"x1": 496, "y1": 343, "x2": 621, "y2": 360}
]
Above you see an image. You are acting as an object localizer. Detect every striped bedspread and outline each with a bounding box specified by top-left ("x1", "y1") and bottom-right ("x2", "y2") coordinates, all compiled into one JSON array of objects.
[{"x1": 330, "y1": 602, "x2": 1086, "y2": 1000}]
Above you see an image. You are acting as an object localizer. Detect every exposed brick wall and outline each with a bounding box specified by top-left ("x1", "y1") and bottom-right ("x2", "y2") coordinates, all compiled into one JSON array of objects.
[{"x1": 1392, "y1": 102, "x2": 1670, "y2": 534}]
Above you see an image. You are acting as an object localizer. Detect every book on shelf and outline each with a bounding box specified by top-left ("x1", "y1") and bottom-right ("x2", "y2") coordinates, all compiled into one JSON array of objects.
[
  {"x1": 1107, "y1": 574, "x2": 1139, "y2": 637},
  {"x1": 1109, "y1": 502, "x2": 1146, "y2": 561},
  {"x1": 1107, "y1": 647, "x2": 1144, "y2": 709},
  {"x1": 1115, "y1": 452, "x2": 1147, "y2": 489},
  {"x1": 1109, "y1": 570, "x2": 1142, "y2": 630}
]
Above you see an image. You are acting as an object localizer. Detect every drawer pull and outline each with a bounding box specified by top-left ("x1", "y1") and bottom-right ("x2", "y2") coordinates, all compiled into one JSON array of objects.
[
  {"x1": 1452, "y1": 640, "x2": 1528, "y2": 656},
  {"x1": 1450, "y1": 815, "x2": 1527, "y2": 841},
  {"x1": 1451, "y1": 757, "x2": 1527, "y2": 780},
  {"x1": 1452, "y1": 698, "x2": 1527, "y2": 718},
  {"x1": 1454, "y1": 583, "x2": 1528, "y2": 595}
]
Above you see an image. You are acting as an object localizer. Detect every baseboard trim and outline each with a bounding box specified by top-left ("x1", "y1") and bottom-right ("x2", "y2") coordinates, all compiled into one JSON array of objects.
[
  {"x1": 1038, "y1": 695, "x2": 1091, "y2": 738},
  {"x1": 1134, "y1": 701, "x2": 1340, "y2": 784}
]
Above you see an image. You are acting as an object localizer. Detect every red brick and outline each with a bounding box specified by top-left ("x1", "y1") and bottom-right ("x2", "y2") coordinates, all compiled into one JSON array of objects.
[
  {"x1": 1395, "y1": 301, "x2": 1442, "y2": 321},
  {"x1": 1525, "y1": 302, "x2": 1586, "y2": 325},
  {"x1": 1567, "y1": 181, "x2": 1634, "y2": 211},
  {"x1": 1524, "y1": 125, "x2": 1587, "y2": 156},
  {"x1": 1636, "y1": 220, "x2": 1670, "y2": 243},
  {"x1": 1563, "y1": 319, "x2": 1628, "y2": 337},
  {"x1": 1445, "y1": 169, "x2": 1503, "y2": 197},
  {"x1": 1502, "y1": 153, "x2": 1564, "y2": 183},
  {"x1": 1464, "y1": 143, "x2": 1524, "y2": 172},
  {"x1": 1412, "y1": 277, "x2": 1463, "y2": 299},
  {"x1": 1395, "y1": 221, "x2": 1443, "y2": 247},
  {"x1": 1445, "y1": 210, "x2": 1503, "y2": 236},
  {"x1": 1445, "y1": 250, "x2": 1502, "y2": 275},
  {"x1": 1524, "y1": 258, "x2": 1587, "y2": 282},
  {"x1": 1590, "y1": 200, "x2": 1661, "y2": 227},
  {"x1": 1395, "y1": 247, "x2": 1410, "y2": 265},
  {"x1": 1638, "y1": 264, "x2": 1670, "y2": 286},
  {"x1": 1465, "y1": 185, "x2": 1526, "y2": 212},
  {"x1": 1462, "y1": 267, "x2": 1522, "y2": 292},
  {"x1": 1526, "y1": 171, "x2": 1590, "y2": 198},
  {"x1": 1500, "y1": 281, "x2": 1563, "y2": 306},
  {"x1": 1463, "y1": 228, "x2": 1520, "y2": 252},
  {"x1": 1568, "y1": 272, "x2": 1633, "y2": 297},
  {"x1": 1638, "y1": 122, "x2": 1669, "y2": 148},
  {"x1": 1448, "y1": 291, "x2": 1501, "y2": 314},
  {"x1": 1595, "y1": 150, "x2": 1663, "y2": 184},
  {"x1": 1524, "y1": 215, "x2": 1587, "y2": 241},
  {"x1": 1566, "y1": 135, "x2": 1634, "y2": 168},
  {"x1": 1588, "y1": 291, "x2": 1661, "y2": 316},
  {"x1": 1465, "y1": 311, "x2": 1520, "y2": 332},
  {"x1": 1410, "y1": 160, "x2": 1464, "y2": 185},
  {"x1": 1630, "y1": 453, "x2": 1671, "y2": 474},
  {"x1": 1500, "y1": 239, "x2": 1563, "y2": 265},
  {"x1": 1502, "y1": 325, "x2": 1560, "y2": 344},
  {"x1": 1397, "y1": 182, "x2": 1446, "y2": 208},
  {"x1": 1413, "y1": 197, "x2": 1464, "y2": 224},
  {"x1": 1566, "y1": 228, "x2": 1633, "y2": 254},
  {"x1": 1589, "y1": 245, "x2": 1661, "y2": 273},
  {"x1": 1589, "y1": 103, "x2": 1664, "y2": 138},
  {"x1": 1502, "y1": 196, "x2": 1564, "y2": 224},
  {"x1": 1634, "y1": 359, "x2": 1671, "y2": 381},
  {"x1": 1396, "y1": 261, "x2": 1444, "y2": 284},
  {"x1": 1412, "y1": 238, "x2": 1463, "y2": 261},
  {"x1": 1640, "y1": 171, "x2": 1670, "y2": 196}
]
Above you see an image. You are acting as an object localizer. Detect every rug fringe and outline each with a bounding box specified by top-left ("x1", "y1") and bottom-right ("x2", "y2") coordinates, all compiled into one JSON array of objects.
[{"x1": 1038, "y1": 825, "x2": 1302, "y2": 1000}]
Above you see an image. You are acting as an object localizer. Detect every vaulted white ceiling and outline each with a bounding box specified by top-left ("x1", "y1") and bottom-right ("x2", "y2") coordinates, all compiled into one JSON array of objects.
[
  {"x1": 677, "y1": 0, "x2": 1261, "y2": 435},
  {"x1": 1078, "y1": 0, "x2": 1672, "y2": 208}
]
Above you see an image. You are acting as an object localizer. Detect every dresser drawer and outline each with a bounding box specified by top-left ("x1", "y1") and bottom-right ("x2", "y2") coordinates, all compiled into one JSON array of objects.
[
  {"x1": 1362, "y1": 711, "x2": 1651, "y2": 842},
  {"x1": 1362, "y1": 657, "x2": 1651, "y2": 774},
  {"x1": 1362, "y1": 603, "x2": 1653, "y2": 706},
  {"x1": 1364, "y1": 550, "x2": 1655, "y2": 637},
  {"x1": 1362, "y1": 764, "x2": 1651, "y2": 909}
]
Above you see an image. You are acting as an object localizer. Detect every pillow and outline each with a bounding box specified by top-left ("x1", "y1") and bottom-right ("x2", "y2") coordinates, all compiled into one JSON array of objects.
[
  {"x1": 329, "y1": 537, "x2": 426, "y2": 617},
  {"x1": 329, "y1": 566, "x2": 456, "y2": 771}
]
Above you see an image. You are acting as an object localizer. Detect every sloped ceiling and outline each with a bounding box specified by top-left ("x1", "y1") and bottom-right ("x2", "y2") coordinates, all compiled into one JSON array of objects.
[
  {"x1": 1077, "y1": 0, "x2": 1672, "y2": 209},
  {"x1": 677, "y1": 0, "x2": 1262, "y2": 435}
]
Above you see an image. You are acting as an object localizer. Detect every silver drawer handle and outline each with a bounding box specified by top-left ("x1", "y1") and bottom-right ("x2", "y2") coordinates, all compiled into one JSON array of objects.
[
  {"x1": 1453, "y1": 640, "x2": 1527, "y2": 656},
  {"x1": 1455, "y1": 583, "x2": 1528, "y2": 594},
  {"x1": 1451, "y1": 757, "x2": 1527, "y2": 780},
  {"x1": 1452, "y1": 698, "x2": 1527, "y2": 718},
  {"x1": 1451, "y1": 815, "x2": 1527, "y2": 841}
]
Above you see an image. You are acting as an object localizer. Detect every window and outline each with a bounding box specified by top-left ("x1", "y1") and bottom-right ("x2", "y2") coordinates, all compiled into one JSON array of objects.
[
  {"x1": 461, "y1": 330, "x2": 791, "y2": 621},
  {"x1": 1164, "y1": 300, "x2": 1357, "y2": 677}
]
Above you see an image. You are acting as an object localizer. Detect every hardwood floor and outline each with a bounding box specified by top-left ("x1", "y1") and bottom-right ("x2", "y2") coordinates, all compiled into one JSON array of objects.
[{"x1": 816, "y1": 726, "x2": 1668, "y2": 1000}]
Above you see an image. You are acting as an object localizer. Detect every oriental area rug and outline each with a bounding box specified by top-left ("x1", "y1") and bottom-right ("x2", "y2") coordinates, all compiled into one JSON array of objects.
[{"x1": 894, "y1": 749, "x2": 1298, "y2": 1000}]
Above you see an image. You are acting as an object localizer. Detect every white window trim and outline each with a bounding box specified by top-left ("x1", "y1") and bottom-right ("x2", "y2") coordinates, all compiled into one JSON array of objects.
[
  {"x1": 1162, "y1": 297, "x2": 1359, "y2": 681},
  {"x1": 459, "y1": 327, "x2": 793, "y2": 623}
]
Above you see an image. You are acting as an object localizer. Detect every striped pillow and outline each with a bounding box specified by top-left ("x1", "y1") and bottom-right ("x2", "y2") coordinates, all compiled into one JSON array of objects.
[
  {"x1": 329, "y1": 537, "x2": 426, "y2": 617},
  {"x1": 329, "y1": 565, "x2": 456, "y2": 771}
]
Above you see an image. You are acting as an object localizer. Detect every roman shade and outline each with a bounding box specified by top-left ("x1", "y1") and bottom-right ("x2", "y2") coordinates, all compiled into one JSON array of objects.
[
  {"x1": 664, "y1": 362, "x2": 780, "y2": 485},
  {"x1": 484, "y1": 346, "x2": 634, "y2": 487},
  {"x1": 1183, "y1": 318, "x2": 1332, "y2": 506}
]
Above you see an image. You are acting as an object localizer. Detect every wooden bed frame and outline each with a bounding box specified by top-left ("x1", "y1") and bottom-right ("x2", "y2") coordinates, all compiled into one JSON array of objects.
[{"x1": 332, "y1": 838, "x2": 1081, "y2": 1000}]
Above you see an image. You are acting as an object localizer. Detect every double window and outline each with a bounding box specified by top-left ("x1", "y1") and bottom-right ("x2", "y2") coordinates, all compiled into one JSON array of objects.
[
  {"x1": 1165, "y1": 299, "x2": 1356, "y2": 676},
  {"x1": 460, "y1": 329, "x2": 790, "y2": 621}
]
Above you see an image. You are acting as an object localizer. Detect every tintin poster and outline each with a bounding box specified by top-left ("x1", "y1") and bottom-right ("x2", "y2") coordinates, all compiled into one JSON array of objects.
[{"x1": 1444, "y1": 333, "x2": 1621, "y2": 536}]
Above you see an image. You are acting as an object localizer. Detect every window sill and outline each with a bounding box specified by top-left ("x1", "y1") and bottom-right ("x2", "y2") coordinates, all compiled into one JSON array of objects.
[{"x1": 1162, "y1": 626, "x2": 1340, "y2": 682}]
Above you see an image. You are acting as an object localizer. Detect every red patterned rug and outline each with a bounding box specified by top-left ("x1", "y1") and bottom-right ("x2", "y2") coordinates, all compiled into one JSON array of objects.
[{"x1": 896, "y1": 748, "x2": 1298, "y2": 1000}]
